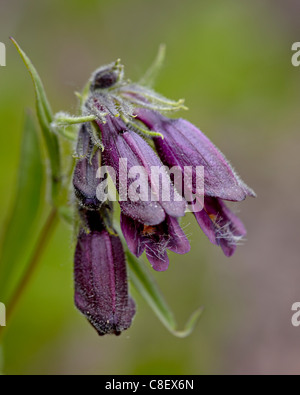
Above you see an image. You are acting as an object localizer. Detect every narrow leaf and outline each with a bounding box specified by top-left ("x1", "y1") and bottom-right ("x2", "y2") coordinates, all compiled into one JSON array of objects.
[
  {"x1": 0, "y1": 112, "x2": 44, "y2": 302},
  {"x1": 139, "y1": 44, "x2": 166, "y2": 88},
  {"x1": 9, "y1": 38, "x2": 53, "y2": 123},
  {"x1": 126, "y1": 251, "x2": 203, "y2": 338},
  {"x1": 0, "y1": 346, "x2": 4, "y2": 375},
  {"x1": 10, "y1": 37, "x2": 61, "y2": 203}
]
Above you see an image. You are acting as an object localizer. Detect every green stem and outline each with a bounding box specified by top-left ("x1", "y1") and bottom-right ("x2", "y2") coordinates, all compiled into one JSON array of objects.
[
  {"x1": 53, "y1": 114, "x2": 97, "y2": 126},
  {"x1": 0, "y1": 208, "x2": 59, "y2": 343}
]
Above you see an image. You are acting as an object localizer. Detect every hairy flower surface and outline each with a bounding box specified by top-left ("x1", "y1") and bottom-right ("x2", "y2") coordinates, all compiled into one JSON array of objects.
[
  {"x1": 73, "y1": 124, "x2": 103, "y2": 210},
  {"x1": 98, "y1": 114, "x2": 186, "y2": 225},
  {"x1": 136, "y1": 109, "x2": 255, "y2": 202},
  {"x1": 11, "y1": 37, "x2": 256, "y2": 339},
  {"x1": 121, "y1": 213, "x2": 190, "y2": 271},
  {"x1": 74, "y1": 208, "x2": 135, "y2": 336},
  {"x1": 70, "y1": 54, "x2": 255, "y2": 336},
  {"x1": 135, "y1": 109, "x2": 256, "y2": 256}
]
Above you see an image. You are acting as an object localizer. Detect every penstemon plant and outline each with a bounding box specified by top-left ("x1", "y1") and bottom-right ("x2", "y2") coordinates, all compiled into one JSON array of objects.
[{"x1": 0, "y1": 39, "x2": 255, "y2": 341}]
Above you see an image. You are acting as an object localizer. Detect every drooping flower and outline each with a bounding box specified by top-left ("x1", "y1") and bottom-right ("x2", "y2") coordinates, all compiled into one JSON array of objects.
[
  {"x1": 134, "y1": 109, "x2": 256, "y2": 256},
  {"x1": 75, "y1": 59, "x2": 255, "y2": 262},
  {"x1": 73, "y1": 123, "x2": 103, "y2": 210},
  {"x1": 193, "y1": 197, "x2": 247, "y2": 257},
  {"x1": 68, "y1": 52, "x2": 255, "y2": 336},
  {"x1": 97, "y1": 114, "x2": 186, "y2": 226},
  {"x1": 136, "y1": 109, "x2": 255, "y2": 202},
  {"x1": 121, "y1": 213, "x2": 190, "y2": 271},
  {"x1": 74, "y1": 207, "x2": 136, "y2": 336}
]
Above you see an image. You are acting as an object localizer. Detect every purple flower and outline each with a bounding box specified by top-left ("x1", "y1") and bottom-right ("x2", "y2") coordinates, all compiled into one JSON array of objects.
[
  {"x1": 135, "y1": 109, "x2": 255, "y2": 256},
  {"x1": 69, "y1": 55, "x2": 256, "y2": 336},
  {"x1": 136, "y1": 109, "x2": 255, "y2": 202},
  {"x1": 73, "y1": 124, "x2": 103, "y2": 210},
  {"x1": 121, "y1": 213, "x2": 190, "y2": 272},
  {"x1": 96, "y1": 113, "x2": 186, "y2": 226},
  {"x1": 194, "y1": 197, "x2": 247, "y2": 257},
  {"x1": 74, "y1": 209, "x2": 136, "y2": 336}
]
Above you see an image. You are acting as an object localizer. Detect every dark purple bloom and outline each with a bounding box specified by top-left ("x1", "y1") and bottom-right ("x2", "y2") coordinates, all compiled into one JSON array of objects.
[
  {"x1": 96, "y1": 113, "x2": 186, "y2": 226},
  {"x1": 74, "y1": 209, "x2": 136, "y2": 336},
  {"x1": 194, "y1": 197, "x2": 247, "y2": 257},
  {"x1": 135, "y1": 109, "x2": 255, "y2": 256},
  {"x1": 68, "y1": 55, "x2": 256, "y2": 337},
  {"x1": 121, "y1": 213, "x2": 190, "y2": 272},
  {"x1": 73, "y1": 124, "x2": 103, "y2": 210},
  {"x1": 136, "y1": 109, "x2": 255, "y2": 202}
]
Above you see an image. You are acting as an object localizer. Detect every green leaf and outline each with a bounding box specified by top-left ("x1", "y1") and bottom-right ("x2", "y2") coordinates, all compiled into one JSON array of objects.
[
  {"x1": 126, "y1": 251, "x2": 203, "y2": 338},
  {"x1": 10, "y1": 37, "x2": 61, "y2": 204},
  {"x1": 0, "y1": 345, "x2": 4, "y2": 375},
  {"x1": 0, "y1": 112, "x2": 45, "y2": 302},
  {"x1": 139, "y1": 44, "x2": 166, "y2": 88}
]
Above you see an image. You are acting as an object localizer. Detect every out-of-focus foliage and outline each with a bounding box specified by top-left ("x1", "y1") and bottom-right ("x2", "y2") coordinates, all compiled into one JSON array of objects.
[
  {"x1": 0, "y1": 112, "x2": 44, "y2": 302},
  {"x1": 0, "y1": 0, "x2": 299, "y2": 375}
]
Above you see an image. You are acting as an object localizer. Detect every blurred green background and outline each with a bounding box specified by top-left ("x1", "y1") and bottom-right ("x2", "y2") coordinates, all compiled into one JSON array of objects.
[{"x1": 1, "y1": 0, "x2": 300, "y2": 375}]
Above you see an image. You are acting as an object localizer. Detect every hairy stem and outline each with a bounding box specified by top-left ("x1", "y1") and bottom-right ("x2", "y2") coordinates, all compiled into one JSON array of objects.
[{"x1": 0, "y1": 208, "x2": 59, "y2": 343}]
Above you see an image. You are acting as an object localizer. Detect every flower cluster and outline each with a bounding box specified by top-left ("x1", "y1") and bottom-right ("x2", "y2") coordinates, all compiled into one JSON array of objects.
[{"x1": 72, "y1": 59, "x2": 255, "y2": 336}]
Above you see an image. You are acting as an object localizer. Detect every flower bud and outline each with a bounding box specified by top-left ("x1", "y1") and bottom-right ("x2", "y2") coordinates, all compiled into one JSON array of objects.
[{"x1": 74, "y1": 209, "x2": 136, "y2": 336}]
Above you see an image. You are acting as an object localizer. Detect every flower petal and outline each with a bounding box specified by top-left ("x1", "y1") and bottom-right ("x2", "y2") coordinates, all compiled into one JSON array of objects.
[
  {"x1": 74, "y1": 211, "x2": 136, "y2": 336},
  {"x1": 146, "y1": 249, "x2": 169, "y2": 272},
  {"x1": 121, "y1": 213, "x2": 190, "y2": 271},
  {"x1": 120, "y1": 213, "x2": 145, "y2": 257},
  {"x1": 194, "y1": 197, "x2": 247, "y2": 257},
  {"x1": 136, "y1": 109, "x2": 256, "y2": 202},
  {"x1": 98, "y1": 115, "x2": 186, "y2": 225},
  {"x1": 73, "y1": 124, "x2": 103, "y2": 210},
  {"x1": 165, "y1": 216, "x2": 191, "y2": 255}
]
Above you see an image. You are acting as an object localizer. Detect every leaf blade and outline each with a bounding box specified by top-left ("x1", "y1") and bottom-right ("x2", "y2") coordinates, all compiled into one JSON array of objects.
[
  {"x1": 139, "y1": 44, "x2": 166, "y2": 88},
  {"x1": 10, "y1": 37, "x2": 61, "y2": 203},
  {"x1": 126, "y1": 251, "x2": 203, "y2": 338},
  {"x1": 0, "y1": 112, "x2": 45, "y2": 301}
]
